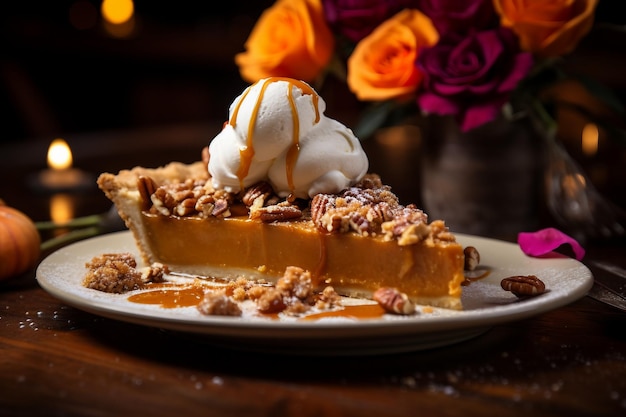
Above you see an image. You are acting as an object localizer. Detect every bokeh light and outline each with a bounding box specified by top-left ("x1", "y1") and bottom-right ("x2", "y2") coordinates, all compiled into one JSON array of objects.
[{"x1": 101, "y1": 0, "x2": 134, "y2": 25}]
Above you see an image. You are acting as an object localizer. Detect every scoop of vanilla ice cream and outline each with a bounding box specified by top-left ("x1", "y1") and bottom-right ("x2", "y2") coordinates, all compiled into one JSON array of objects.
[
  {"x1": 208, "y1": 78, "x2": 369, "y2": 198},
  {"x1": 267, "y1": 117, "x2": 367, "y2": 198},
  {"x1": 207, "y1": 124, "x2": 273, "y2": 192}
]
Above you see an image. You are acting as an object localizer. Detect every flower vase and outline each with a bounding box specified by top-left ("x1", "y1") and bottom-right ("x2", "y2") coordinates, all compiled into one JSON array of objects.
[{"x1": 420, "y1": 114, "x2": 543, "y2": 240}]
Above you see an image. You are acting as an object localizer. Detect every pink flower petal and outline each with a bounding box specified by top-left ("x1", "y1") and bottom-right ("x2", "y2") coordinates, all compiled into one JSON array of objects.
[{"x1": 518, "y1": 228, "x2": 585, "y2": 261}]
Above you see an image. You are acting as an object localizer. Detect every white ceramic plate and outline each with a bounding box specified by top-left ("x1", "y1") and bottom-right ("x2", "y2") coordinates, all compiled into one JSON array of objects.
[{"x1": 36, "y1": 231, "x2": 593, "y2": 355}]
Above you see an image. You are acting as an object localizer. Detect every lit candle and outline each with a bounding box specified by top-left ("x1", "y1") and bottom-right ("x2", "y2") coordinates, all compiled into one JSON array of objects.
[{"x1": 29, "y1": 138, "x2": 94, "y2": 192}]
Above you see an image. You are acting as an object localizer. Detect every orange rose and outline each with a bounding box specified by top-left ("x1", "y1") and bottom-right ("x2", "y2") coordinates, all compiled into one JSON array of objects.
[
  {"x1": 494, "y1": 0, "x2": 599, "y2": 57},
  {"x1": 235, "y1": 0, "x2": 334, "y2": 83},
  {"x1": 346, "y1": 9, "x2": 439, "y2": 101}
]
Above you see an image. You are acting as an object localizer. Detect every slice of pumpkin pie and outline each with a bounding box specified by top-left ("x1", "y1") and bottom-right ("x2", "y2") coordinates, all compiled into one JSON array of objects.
[{"x1": 97, "y1": 78, "x2": 466, "y2": 309}]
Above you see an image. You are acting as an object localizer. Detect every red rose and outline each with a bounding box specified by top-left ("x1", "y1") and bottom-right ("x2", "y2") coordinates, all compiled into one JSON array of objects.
[
  {"x1": 416, "y1": 28, "x2": 533, "y2": 131},
  {"x1": 418, "y1": 0, "x2": 497, "y2": 36}
]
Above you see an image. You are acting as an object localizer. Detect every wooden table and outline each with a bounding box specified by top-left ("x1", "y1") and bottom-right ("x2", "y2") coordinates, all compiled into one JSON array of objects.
[{"x1": 1, "y1": 124, "x2": 625, "y2": 417}]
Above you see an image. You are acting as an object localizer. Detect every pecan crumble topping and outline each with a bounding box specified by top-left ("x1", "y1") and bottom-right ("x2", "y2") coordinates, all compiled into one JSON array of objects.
[
  {"x1": 139, "y1": 172, "x2": 454, "y2": 246},
  {"x1": 373, "y1": 287, "x2": 416, "y2": 315}
]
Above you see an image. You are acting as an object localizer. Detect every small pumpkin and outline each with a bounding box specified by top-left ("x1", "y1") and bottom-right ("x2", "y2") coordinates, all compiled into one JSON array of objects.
[{"x1": 0, "y1": 199, "x2": 41, "y2": 280}]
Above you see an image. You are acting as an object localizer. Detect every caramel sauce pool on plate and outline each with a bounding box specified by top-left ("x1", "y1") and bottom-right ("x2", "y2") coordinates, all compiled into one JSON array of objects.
[
  {"x1": 128, "y1": 285, "x2": 206, "y2": 308},
  {"x1": 127, "y1": 284, "x2": 387, "y2": 320}
]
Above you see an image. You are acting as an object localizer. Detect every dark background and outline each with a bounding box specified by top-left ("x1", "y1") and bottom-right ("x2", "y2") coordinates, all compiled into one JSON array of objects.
[
  {"x1": 1, "y1": 1, "x2": 625, "y2": 214},
  {"x1": 2, "y1": 1, "x2": 624, "y2": 143},
  {"x1": 1, "y1": 1, "x2": 275, "y2": 143}
]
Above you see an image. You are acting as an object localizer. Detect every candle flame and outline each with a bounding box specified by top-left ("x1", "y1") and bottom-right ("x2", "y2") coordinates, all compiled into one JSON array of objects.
[
  {"x1": 47, "y1": 138, "x2": 73, "y2": 170},
  {"x1": 581, "y1": 123, "x2": 599, "y2": 157}
]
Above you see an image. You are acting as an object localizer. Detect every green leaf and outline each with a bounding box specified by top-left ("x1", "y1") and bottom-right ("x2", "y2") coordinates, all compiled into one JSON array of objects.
[
  {"x1": 353, "y1": 101, "x2": 397, "y2": 140},
  {"x1": 353, "y1": 100, "x2": 418, "y2": 140}
]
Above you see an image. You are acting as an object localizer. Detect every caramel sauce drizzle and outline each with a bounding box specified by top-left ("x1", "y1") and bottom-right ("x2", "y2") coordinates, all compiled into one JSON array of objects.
[
  {"x1": 299, "y1": 304, "x2": 385, "y2": 321},
  {"x1": 314, "y1": 234, "x2": 328, "y2": 285},
  {"x1": 461, "y1": 268, "x2": 491, "y2": 286},
  {"x1": 228, "y1": 77, "x2": 321, "y2": 194}
]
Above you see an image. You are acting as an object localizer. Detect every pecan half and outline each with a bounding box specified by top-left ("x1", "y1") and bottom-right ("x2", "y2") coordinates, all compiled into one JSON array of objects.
[
  {"x1": 151, "y1": 187, "x2": 177, "y2": 216},
  {"x1": 242, "y1": 182, "x2": 274, "y2": 207},
  {"x1": 311, "y1": 194, "x2": 333, "y2": 228},
  {"x1": 195, "y1": 194, "x2": 216, "y2": 217},
  {"x1": 464, "y1": 246, "x2": 480, "y2": 271},
  {"x1": 137, "y1": 176, "x2": 157, "y2": 211},
  {"x1": 250, "y1": 204, "x2": 302, "y2": 222},
  {"x1": 175, "y1": 197, "x2": 198, "y2": 216},
  {"x1": 373, "y1": 287, "x2": 416, "y2": 315},
  {"x1": 501, "y1": 275, "x2": 546, "y2": 297},
  {"x1": 211, "y1": 198, "x2": 231, "y2": 217}
]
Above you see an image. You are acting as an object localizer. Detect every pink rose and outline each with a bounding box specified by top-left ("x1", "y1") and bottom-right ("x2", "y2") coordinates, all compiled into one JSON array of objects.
[
  {"x1": 322, "y1": 0, "x2": 417, "y2": 43},
  {"x1": 416, "y1": 28, "x2": 533, "y2": 131}
]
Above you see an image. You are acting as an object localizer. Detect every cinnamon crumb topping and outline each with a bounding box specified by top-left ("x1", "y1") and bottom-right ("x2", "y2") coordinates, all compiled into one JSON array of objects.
[
  {"x1": 197, "y1": 291, "x2": 242, "y2": 316},
  {"x1": 83, "y1": 253, "x2": 168, "y2": 293}
]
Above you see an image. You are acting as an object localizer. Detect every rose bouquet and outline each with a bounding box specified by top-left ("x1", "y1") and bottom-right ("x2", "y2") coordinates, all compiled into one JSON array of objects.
[
  {"x1": 234, "y1": 0, "x2": 626, "y2": 242},
  {"x1": 235, "y1": 0, "x2": 622, "y2": 138}
]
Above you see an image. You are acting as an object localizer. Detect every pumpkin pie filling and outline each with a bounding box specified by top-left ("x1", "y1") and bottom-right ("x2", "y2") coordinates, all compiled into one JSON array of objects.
[{"x1": 139, "y1": 213, "x2": 464, "y2": 303}]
